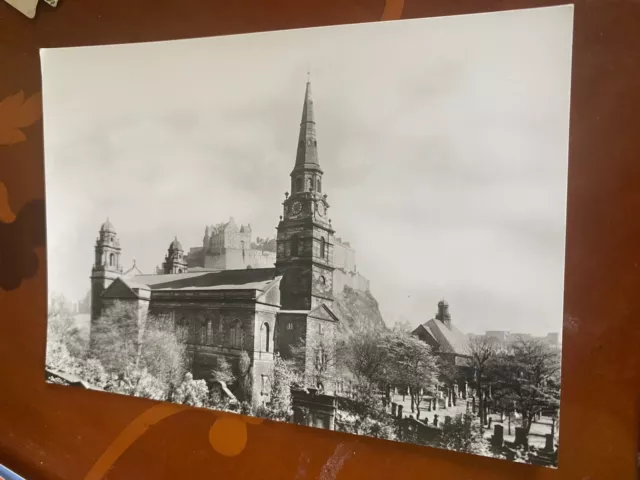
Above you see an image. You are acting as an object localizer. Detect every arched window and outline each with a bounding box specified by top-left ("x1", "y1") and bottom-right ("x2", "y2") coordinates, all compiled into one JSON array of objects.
[
  {"x1": 317, "y1": 178, "x2": 322, "y2": 193},
  {"x1": 296, "y1": 177, "x2": 302, "y2": 192},
  {"x1": 109, "y1": 253, "x2": 115, "y2": 266},
  {"x1": 319, "y1": 275, "x2": 326, "y2": 286},
  {"x1": 307, "y1": 178, "x2": 313, "y2": 191},
  {"x1": 261, "y1": 323, "x2": 270, "y2": 352},
  {"x1": 291, "y1": 235, "x2": 299, "y2": 257},
  {"x1": 320, "y1": 237, "x2": 326, "y2": 258},
  {"x1": 230, "y1": 320, "x2": 242, "y2": 349}
]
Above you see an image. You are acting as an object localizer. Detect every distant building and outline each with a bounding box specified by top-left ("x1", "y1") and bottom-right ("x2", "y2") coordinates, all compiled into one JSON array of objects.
[
  {"x1": 476, "y1": 330, "x2": 560, "y2": 347},
  {"x1": 186, "y1": 218, "x2": 277, "y2": 271},
  {"x1": 412, "y1": 300, "x2": 469, "y2": 365}
]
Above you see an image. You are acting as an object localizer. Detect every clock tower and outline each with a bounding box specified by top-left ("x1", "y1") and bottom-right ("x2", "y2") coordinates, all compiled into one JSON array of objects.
[{"x1": 276, "y1": 78, "x2": 335, "y2": 310}]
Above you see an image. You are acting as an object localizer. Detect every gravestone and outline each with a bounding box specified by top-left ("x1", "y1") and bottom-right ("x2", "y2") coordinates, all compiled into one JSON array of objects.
[
  {"x1": 433, "y1": 414, "x2": 438, "y2": 427},
  {"x1": 444, "y1": 416, "x2": 452, "y2": 426},
  {"x1": 514, "y1": 427, "x2": 528, "y2": 447},
  {"x1": 491, "y1": 424, "x2": 504, "y2": 447},
  {"x1": 397, "y1": 404, "x2": 403, "y2": 419},
  {"x1": 544, "y1": 434, "x2": 554, "y2": 452},
  {"x1": 391, "y1": 403, "x2": 397, "y2": 417}
]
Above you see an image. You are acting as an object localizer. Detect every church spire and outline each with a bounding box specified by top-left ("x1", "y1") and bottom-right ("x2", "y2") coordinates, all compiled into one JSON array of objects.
[{"x1": 294, "y1": 77, "x2": 320, "y2": 170}]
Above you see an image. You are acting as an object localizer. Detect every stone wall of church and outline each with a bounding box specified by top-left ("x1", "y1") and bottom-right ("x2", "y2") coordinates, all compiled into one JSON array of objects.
[
  {"x1": 304, "y1": 315, "x2": 337, "y2": 391},
  {"x1": 274, "y1": 312, "x2": 308, "y2": 360},
  {"x1": 148, "y1": 301, "x2": 277, "y2": 404}
]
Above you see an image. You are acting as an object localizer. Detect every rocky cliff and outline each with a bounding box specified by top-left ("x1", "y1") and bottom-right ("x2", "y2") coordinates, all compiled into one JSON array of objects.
[{"x1": 331, "y1": 285, "x2": 387, "y2": 337}]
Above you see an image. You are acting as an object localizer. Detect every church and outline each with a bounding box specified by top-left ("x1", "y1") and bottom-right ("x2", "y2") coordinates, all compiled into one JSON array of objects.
[{"x1": 89, "y1": 78, "x2": 351, "y2": 405}]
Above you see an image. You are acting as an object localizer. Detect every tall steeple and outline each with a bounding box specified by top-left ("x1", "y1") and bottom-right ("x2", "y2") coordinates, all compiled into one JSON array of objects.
[
  {"x1": 294, "y1": 78, "x2": 320, "y2": 170},
  {"x1": 276, "y1": 77, "x2": 335, "y2": 310}
]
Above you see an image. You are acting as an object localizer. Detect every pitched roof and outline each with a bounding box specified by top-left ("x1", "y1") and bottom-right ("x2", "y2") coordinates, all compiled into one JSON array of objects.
[
  {"x1": 131, "y1": 268, "x2": 278, "y2": 292},
  {"x1": 308, "y1": 303, "x2": 340, "y2": 322},
  {"x1": 122, "y1": 261, "x2": 143, "y2": 278},
  {"x1": 420, "y1": 318, "x2": 469, "y2": 356}
]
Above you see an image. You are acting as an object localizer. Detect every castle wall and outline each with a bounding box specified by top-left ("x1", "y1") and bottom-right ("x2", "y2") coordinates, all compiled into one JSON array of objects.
[
  {"x1": 196, "y1": 248, "x2": 276, "y2": 270},
  {"x1": 332, "y1": 240, "x2": 356, "y2": 272},
  {"x1": 332, "y1": 269, "x2": 370, "y2": 295}
]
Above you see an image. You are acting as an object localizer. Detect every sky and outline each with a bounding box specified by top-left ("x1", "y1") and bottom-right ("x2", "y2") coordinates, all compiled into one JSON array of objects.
[{"x1": 41, "y1": 5, "x2": 574, "y2": 336}]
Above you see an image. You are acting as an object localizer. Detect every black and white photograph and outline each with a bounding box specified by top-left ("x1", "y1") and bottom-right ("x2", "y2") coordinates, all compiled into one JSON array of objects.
[{"x1": 42, "y1": 5, "x2": 573, "y2": 466}]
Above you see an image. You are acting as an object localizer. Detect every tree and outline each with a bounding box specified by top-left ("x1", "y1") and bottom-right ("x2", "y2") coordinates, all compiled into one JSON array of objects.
[
  {"x1": 391, "y1": 320, "x2": 413, "y2": 333},
  {"x1": 90, "y1": 301, "x2": 142, "y2": 373},
  {"x1": 492, "y1": 339, "x2": 561, "y2": 434},
  {"x1": 80, "y1": 358, "x2": 109, "y2": 388},
  {"x1": 210, "y1": 356, "x2": 235, "y2": 385},
  {"x1": 174, "y1": 372, "x2": 210, "y2": 407},
  {"x1": 338, "y1": 329, "x2": 389, "y2": 388},
  {"x1": 255, "y1": 354, "x2": 295, "y2": 421},
  {"x1": 437, "y1": 355, "x2": 461, "y2": 407},
  {"x1": 291, "y1": 334, "x2": 338, "y2": 391},
  {"x1": 139, "y1": 316, "x2": 187, "y2": 393},
  {"x1": 108, "y1": 367, "x2": 167, "y2": 401},
  {"x1": 47, "y1": 293, "x2": 86, "y2": 359},
  {"x1": 385, "y1": 332, "x2": 439, "y2": 419},
  {"x1": 440, "y1": 413, "x2": 480, "y2": 453},
  {"x1": 465, "y1": 335, "x2": 498, "y2": 428},
  {"x1": 236, "y1": 351, "x2": 254, "y2": 401}
]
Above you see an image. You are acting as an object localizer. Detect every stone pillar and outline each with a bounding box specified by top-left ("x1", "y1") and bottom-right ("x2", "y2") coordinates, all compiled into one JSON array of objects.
[
  {"x1": 514, "y1": 427, "x2": 528, "y2": 447},
  {"x1": 392, "y1": 403, "x2": 397, "y2": 417},
  {"x1": 544, "y1": 434, "x2": 554, "y2": 452},
  {"x1": 488, "y1": 417, "x2": 492, "y2": 430},
  {"x1": 551, "y1": 416, "x2": 556, "y2": 438},
  {"x1": 491, "y1": 424, "x2": 504, "y2": 448},
  {"x1": 397, "y1": 404, "x2": 403, "y2": 419},
  {"x1": 464, "y1": 381, "x2": 468, "y2": 399}
]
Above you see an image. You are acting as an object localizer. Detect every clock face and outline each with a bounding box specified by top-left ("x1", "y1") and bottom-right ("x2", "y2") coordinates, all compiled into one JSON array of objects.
[
  {"x1": 291, "y1": 201, "x2": 302, "y2": 216},
  {"x1": 316, "y1": 202, "x2": 326, "y2": 217}
]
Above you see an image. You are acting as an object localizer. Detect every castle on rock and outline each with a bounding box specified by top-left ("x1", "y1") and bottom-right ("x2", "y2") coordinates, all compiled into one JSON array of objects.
[{"x1": 89, "y1": 79, "x2": 367, "y2": 405}]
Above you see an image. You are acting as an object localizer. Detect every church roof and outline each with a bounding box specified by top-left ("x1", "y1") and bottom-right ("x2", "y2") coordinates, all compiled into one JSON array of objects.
[
  {"x1": 122, "y1": 260, "x2": 143, "y2": 278},
  {"x1": 131, "y1": 267, "x2": 278, "y2": 292},
  {"x1": 419, "y1": 318, "x2": 469, "y2": 356},
  {"x1": 100, "y1": 218, "x2": 116, "y2": 233},
  {"x1": 169, "y1": 237, "x2": 183, "y2": 251}
]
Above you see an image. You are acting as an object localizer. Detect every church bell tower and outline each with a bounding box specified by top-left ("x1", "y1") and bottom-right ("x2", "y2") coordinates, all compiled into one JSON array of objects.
[
  {"x1": 90, "y1": 218, "x2": 123, "y2": 322},
  {"x1": 276, "y1": 77, "x2": 335, "y2": 310}
]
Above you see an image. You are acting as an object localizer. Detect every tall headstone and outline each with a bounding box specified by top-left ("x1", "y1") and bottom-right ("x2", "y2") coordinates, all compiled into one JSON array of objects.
[
  {"x1": 397, "y1": 404, "x2": 403, "y2": 419},
  {"x1": 544, "y1": 434, "x2": 554, "y2": 452},
  {"x1": 491, "y1": 424, "x2": 504, "y2": 447},
  {"x1": 514, "y1": 427, "x2": 528, "y2": 447}
]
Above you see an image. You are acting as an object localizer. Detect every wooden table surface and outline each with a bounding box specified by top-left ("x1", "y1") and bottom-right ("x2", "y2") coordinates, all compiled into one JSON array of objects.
[{"x1": 1, "y1": 0, "x2": 639, "y2": 478}]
